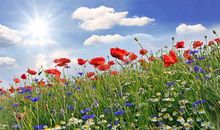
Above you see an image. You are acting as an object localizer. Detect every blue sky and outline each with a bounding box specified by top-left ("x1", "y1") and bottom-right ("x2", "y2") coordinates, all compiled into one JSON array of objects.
[{"x1": 0, "y1": 0, "x2": 220, "y2": 87}]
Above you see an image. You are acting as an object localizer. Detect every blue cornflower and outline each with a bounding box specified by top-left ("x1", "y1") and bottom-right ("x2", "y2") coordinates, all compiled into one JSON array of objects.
[
  {"x1": 33, "y1": 125, "x2": 46, "y2": 130},
  {"x1": 0, "y1": 106, "x2": 4, "y2": 110},
  {"x1": 114, "y1": 120, "x2": 120, "y2": 125},
  {"x1": 186, "y1": 60, "x2": 194, "y2": 64},
  {"x1": 190, "y1": 50, "x2": 199, "y2": 54},
  {"x1": 78, "y1": 72, "x2": 84, "y2": 76},
  {"x1": 66, "y1": 91, "x2": 73, "y2": 96},
  {"x1": 82, "y1": 114, "x2": 95, "y2": 120},
  {"x1": 67, "y1": 105, "x2": 74, "y2": 110},
  {"x1": 30, "y1": 97, "x2": 40, "y2": 102},
  {"x1": 166, "y1": 81, "x2": 175, "y2": 87},
  {"x1": 12, "y1": 103, "x2": 19, "y2": 107},
  {"x1": 198, "y1": 56, "x2": 205, "y2": 60},
  {"x1": 114, "y1": 110, "x2": 125, "y2": 115},
  {"x1": 125, "y1": 102, "x2": 134, "y2": 107},
  {"x1": 193, "y1": 100, "x2": 207, "y2": 107},
  {"x1": 25, "y1": 95, "x2": 32, "y2": 99},
  {"x1": 80, "y1": 108, "x2": 91, "y2": 114},
  {"x1": 194, "y1": 65, "x2": 200, "y2": 73}
]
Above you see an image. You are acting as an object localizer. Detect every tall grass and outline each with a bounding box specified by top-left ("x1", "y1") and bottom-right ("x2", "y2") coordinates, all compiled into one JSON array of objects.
[{"x1": 0, "y1": 43, "x2": 220, "y2": 130}]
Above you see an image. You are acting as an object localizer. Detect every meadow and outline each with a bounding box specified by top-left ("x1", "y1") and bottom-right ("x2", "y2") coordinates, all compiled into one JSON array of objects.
[{"x1": 0, "y1": 35, "x2": 220, "y2": 130}]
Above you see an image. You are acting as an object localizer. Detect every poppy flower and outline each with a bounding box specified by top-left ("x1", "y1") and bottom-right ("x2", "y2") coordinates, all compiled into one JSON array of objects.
[
  {"x1": 129, "y1": 52, "x2": 138, "y2": 61},
  {"x1": 21, "y1": 74, "x2": 27, "y2": 80},
  {"x1": 138, "y1": 59, "x2": 146, "y2": 63},
  {"x1": 77, "y1": 58, "x2": 87, "y2": 65},
  {"x1": 183, "y1": 50, "x2": 192, "y2": 60},
  {"x1": 9, "y1": 87, "x2": 15, "y2": 93},
  {"x1": 89, "y1": 57, "x2": 105, "y2": 66},
  {"x1": 110, "y1": 70, "x2": 119, "y2": 75},
  {"x1": 45, "y1": 68, "x2": 61, "y2": 77},
  {"x1": 13, "y1": 78, "x2": 20, "y2": 83},
  {"x1": 175, "y1": 41, "x2": 185, "y2": 49},
  {"x1": 27, "y1": 69, "x2": 37, "y2": 75},
  {"x1": 148, "y1": 56, "x2": 156, "y2": 62},
  {"x1": 162, "y1": 50, "x2": 178, "y2": 67},
  {"x1": 108, "y1": 60, "x2": 115, "y2": 66},
  {"x1": 54, "y1": 58, "x2": 71, "y2": 67},
  {"x1": 193, "y1": 41, "x2": 203, "y2": 49},
  {"x1": 98, "y1": 64, "x2": 111, "y2": 71},
  {"x1": 110, "y1": 47, "x2": 129, "y2": 61},
  {"x1": 208, "y1": 41, "x2": 215, "y2": 46},
  {"x1": 0, "y1": 80, "x2": 2, "y2": 83},
  {"x1": 214, "y1": 38, "x2": 220, "y2": 43},
  {"x1": 38, "y1": 80, "x2": 45, "y2": 87},
  {"x1": 139, "y1": 49, "x2": 148, "y2": 55},
  {"x1": 87, "y1": 72, "x2": 95, "y2": 78}
]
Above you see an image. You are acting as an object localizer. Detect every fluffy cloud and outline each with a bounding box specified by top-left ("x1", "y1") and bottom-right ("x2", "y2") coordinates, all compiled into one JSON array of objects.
[
  {"x1": 84, "y1": 33, "x2": 156, "y2": 46},
  {"x1": 0, "y1": 24, "x2": 55, "y2": 47},
  {"x1": 0, "y1": 56, "x2": 18, "y2": 67},
  {"x1": 0, "y1": 24, "x2": 22, "y2": 47},
  {"x1": 84, "y1": 34, "x2": 124, "y2": 46},
  {"x1": 176, "y1": 23, "x2": 207, "y2": 34},
  {"x1": 72, "y1": 6, "x2": 154, "y2": 31}
]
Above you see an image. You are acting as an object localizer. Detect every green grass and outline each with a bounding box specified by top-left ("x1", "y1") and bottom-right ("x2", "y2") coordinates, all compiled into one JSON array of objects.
[{"x1": 0, "y1": 44, "x2": 220, "y2": 130}]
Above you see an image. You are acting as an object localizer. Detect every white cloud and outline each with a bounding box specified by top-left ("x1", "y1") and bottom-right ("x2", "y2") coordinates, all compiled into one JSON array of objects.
[
  {"x1": 0, "y1": 56, "x2": 18, "y2": 67},
  {"x1": 176, "y1": 23, "x2": 207, "y2": 34},
  {"x1": 0, "y1": 24, "x2": 22, "y2": 47},
  {"x1": 0, "y1": 24, "x2": 55, "y2": 47},
  {"x1": 84, "y1": 34, "x2": 124, "y2": 46},
  {"x1": 72, "y1": 6, "x2": 154, "y2": 31},
  {"x1": 84, "y1": 33, "x2": 156, "y2": 46},
  {"x1": 120, "y1": 17, "x2": 155, "y2": 26}
]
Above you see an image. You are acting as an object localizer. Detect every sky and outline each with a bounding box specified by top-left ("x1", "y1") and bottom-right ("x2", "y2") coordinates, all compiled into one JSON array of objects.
[{"x1": 0, "y1": 0, "x2": 220, "y2": 87}]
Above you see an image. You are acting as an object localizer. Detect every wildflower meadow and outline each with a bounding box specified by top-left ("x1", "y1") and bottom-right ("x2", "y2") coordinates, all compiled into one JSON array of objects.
[{"x1": 0, "y1": 32, "x2": 220, "y2": 130}]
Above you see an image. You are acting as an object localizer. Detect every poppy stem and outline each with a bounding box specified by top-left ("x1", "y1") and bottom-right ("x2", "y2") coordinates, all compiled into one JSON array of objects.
[
  {"x1": 172, "y1": 37, "x2": 175, "y2": 50},
  {"x1": 134, "y1": 37, "x2": 144, "y2": 50},
  {"x1": 115, "y1": 59, "x2": 124, "y2": 69},
  {"x1": 213, "y1": 30, "x2": 219, "y2": 37},
  {"x1": 204, "y1": 35, "x2": 208, "y2": 45}
]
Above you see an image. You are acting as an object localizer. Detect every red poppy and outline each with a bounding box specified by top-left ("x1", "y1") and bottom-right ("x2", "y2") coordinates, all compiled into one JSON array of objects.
[
  {"x1": 89, "y1": 57, "x2": 105, "y2": 66},
  {"x1": 138, "y1": 59, "x2": 146, "y2": 63},
  {"x1": 108, "y1": 60, "x2": 115, "y2": 66},
  {"x1": 139, "y1": 49, "x2": 148, "y2": 55},
  {"x1": 148, "y1": 56, "x2": 156, "y2": 62},
  {"x1": 54, "y1": 58, "x2": 71, "y2": 67},
  {"x1": 45, "y1": 68, "x2": 61, "y2": 77},
  {"x1": 21, "y1": 74, "x2": 27, "y2": 80},
  {"x1": 208, "y1": 41, "x2": 215, "y2": 46},
  {"x1": 38, "y1": 80, "x2": 45, "y2": 87},
  {"x1": 193, "y1": 41, "x2": 203, "y2": 49},
  {"x1": 13, "y1": 78, "x2": 20, "y2": 83},
  {"x1": 27, "y1": 68, "x2": 37, "y2": 75},
  {"x1": 98, "y1": 64, "x2": 111, "y2": 71},
  {"x1": 8, "y1": 87, "x2": 15, "y2": 93},
  {"x1": 77, "y1": 58, "x2": 87, "y2": 65},
  {"x1": 110, "y1": 47, "x2": 129, "y2": 61},
  {"x1": 183, "y1": 50, "x2": 192, "y2": 60},
  {"x1": 214, "y1": 38, "x2": 220, "y2": 43},
  {"x1": 163, "y1": 50, "x2": 178, "y2": 67},
  {"x1": 87, "y1": 72, "x2": 95, "y2": 78},
  {"x1": 129, "y1": 52, "x2": 138, "y2": 61},
  {"x1": 0, "y1": 80, "x2": 2, "y2": 83},
  {"x1": 175, "y1": 41, "x2": 185, "y2": 49},
  {"x1": 110, "y1": 70, "x2": 119, "y2": 75}
]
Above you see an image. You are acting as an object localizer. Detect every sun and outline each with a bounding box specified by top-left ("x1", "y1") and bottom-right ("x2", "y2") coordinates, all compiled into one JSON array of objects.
[{"x1": 27, "y1": 18, "x2": 49, "y2": 37}]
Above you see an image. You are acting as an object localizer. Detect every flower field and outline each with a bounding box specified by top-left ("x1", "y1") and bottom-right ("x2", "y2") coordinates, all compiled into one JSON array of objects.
[{"x1": 0, "y1": 36, "x2": 220, "y2": 130}]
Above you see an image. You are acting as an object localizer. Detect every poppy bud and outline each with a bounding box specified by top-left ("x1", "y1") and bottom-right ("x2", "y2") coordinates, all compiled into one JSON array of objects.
[{"x1": 134, "y1": 37, "x2": 138, "y2": 42}]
